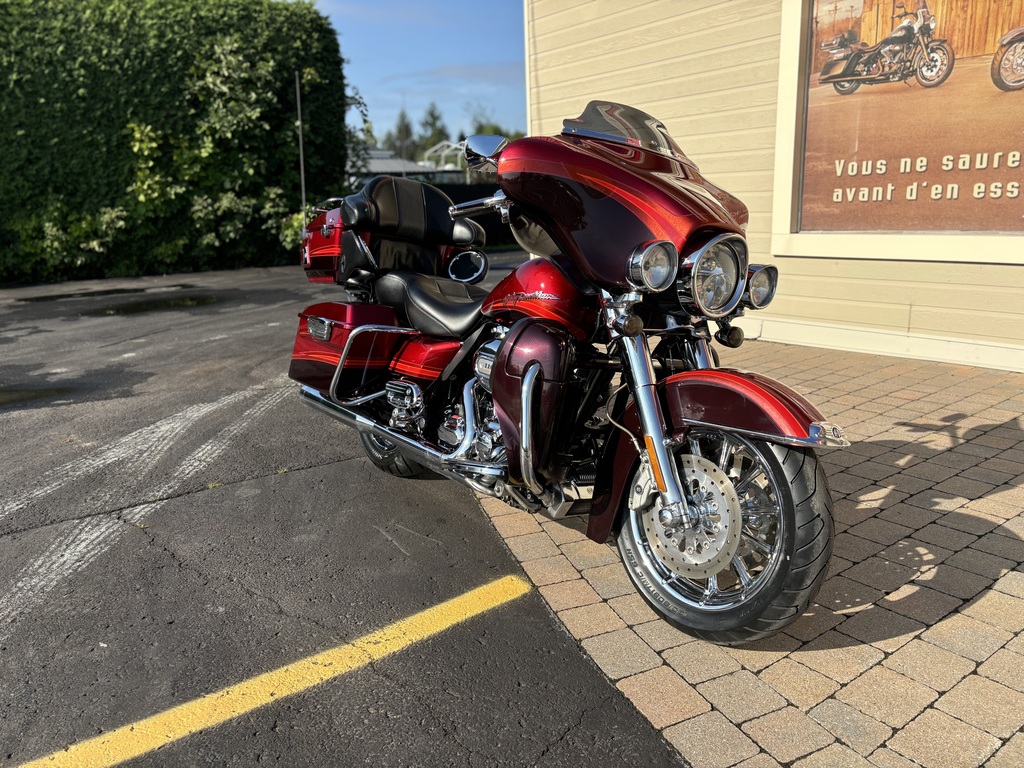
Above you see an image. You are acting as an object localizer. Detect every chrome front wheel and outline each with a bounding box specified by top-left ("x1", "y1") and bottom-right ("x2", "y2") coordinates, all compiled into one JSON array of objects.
[
  {"x1": 617, "y1": 430, "x2": 834, "y2": 645},
  {"x1": 916, "y1": 42, "x2": 954, "y2": 87},
  {"x1": 991, "y1": 40, "x2": 1024, "y2": 91}
]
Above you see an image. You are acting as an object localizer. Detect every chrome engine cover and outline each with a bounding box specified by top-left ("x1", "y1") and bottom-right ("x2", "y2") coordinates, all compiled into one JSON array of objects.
[{"x1": 473, "y1": 339, "x2": 502, "y2": 392}]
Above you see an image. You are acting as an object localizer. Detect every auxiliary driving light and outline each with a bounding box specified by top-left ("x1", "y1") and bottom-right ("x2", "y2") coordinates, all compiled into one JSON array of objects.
[
  {"x1": 627, "y1": 240, "x2": 679, "y2": 293},
  {"x1": 744, "y1": 265, "x2": 779, "y2": 309}
]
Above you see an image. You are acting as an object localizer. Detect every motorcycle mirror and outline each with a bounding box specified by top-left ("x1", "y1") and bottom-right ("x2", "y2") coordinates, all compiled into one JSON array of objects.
[{"x1": 465, "y1": 135, "x2": 510, "y2": 172}]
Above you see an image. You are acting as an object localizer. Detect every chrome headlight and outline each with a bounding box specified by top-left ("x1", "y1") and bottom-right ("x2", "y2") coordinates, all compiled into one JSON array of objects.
[
  {"x1": 626, "y1": 240, "x2": 679, "y2": 293},
  {"x1": 677, "y1": 234, "x2": 748, "y2": 318},
  {"x1": 744, "y1": 264, "x2": 778, "y2": 309}
]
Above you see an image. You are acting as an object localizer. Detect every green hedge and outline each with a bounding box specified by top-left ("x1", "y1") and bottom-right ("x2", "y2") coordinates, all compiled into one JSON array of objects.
[{"x1": 0, "y1": 0, "x2": 348, "y2": 283}]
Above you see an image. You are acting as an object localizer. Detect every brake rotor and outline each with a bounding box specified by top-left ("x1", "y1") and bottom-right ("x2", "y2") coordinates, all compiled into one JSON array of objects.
[{"x1": 629, "y1": 454, "x2": 742, "y2": 580}]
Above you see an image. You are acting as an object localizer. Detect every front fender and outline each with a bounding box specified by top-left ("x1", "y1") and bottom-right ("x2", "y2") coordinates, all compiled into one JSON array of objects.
[
  {"x1": 585, "y1": 368, "x2": 847, "y2": 543},
  {"x1": 999, "y1": 26, "x2": 1024, "y2": 46}
]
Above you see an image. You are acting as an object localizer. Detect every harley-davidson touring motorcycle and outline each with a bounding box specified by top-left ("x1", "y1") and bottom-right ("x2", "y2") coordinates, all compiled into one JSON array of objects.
[
  {"x1": 819, "y1": 1, "x2": 954, "y2": 94},
  {"x1": 991, "y1": 26, "x2": 1024, "y2": 91},
  {"x1": 288, "y1": 101, "x2": 847, "y2": 645}
]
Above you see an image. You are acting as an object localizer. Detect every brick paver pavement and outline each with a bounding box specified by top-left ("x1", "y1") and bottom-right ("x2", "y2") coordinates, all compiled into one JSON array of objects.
[{"x1": 480, "y1": 340, "x2": 1024, "y2": 767}]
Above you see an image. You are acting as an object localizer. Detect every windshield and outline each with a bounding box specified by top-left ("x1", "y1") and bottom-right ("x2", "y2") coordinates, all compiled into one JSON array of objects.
[{"x1": 561, "y1": 101, "x2": 685, "y2": 159}]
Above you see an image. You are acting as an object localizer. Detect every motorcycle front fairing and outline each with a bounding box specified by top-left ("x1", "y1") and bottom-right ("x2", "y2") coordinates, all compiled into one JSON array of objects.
[
  {"x1": 495, "y1": 104, "x2": 747, "y2": 293},
  {"x1": 586, "y1": 369, "x2": 848, "y2": 544}
]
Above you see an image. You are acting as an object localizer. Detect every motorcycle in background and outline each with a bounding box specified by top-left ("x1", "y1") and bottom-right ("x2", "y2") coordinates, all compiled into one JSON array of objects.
[
  {"x1": 289, "y1": 101, "x2": 847, "y2": 645},
  {"x1": 991, "y1": 26, "x2": 1024, "y2": 91},
  {"x1": 819, "y1": 0, "x2": 954, "y2": 94}
]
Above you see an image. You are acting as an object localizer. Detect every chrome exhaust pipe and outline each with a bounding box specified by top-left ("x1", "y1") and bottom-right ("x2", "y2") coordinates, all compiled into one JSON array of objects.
[{"x1": 299, "y1": 381, "x2": 501, "y2": 479}]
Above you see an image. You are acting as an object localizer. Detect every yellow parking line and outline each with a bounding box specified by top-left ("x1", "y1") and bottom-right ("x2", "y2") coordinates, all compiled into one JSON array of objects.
[{"x1": 21, "y1": 574, "x2": 531, "y2": 768}]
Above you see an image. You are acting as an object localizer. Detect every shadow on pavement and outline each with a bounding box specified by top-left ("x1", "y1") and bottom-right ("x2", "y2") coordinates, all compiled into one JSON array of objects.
[{"x1": 785, "y1": 411, "x2": 1022, "y2": 649}]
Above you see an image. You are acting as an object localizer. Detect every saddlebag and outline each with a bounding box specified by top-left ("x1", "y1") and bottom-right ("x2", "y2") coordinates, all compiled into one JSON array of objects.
[
  {"x1": 288, "y1": 302, "x2": 401, "y2": 396},
  {"x1": 820, "y1": 58, "x2": 853, "y2": 80},
  {"x1": 301, "y1": 208, "x2": 346, "y2": 284}
]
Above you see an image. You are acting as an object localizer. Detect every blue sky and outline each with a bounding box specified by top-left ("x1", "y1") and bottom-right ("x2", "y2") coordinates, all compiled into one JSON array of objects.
[{"x1": 316, "y1": 1, "x2": 528, "y2": 142}]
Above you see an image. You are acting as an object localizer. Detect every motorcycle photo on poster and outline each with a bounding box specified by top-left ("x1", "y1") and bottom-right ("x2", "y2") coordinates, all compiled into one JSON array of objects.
[
  {"x1": 818, "y1": 0, "x2": 955, "y2": 94},
  {"x1": 801, "y1": 0, "x2": 1024, "y2": 234},
  {"x1": 288, "y1": 102, "x2": 849, "y2": 646}
]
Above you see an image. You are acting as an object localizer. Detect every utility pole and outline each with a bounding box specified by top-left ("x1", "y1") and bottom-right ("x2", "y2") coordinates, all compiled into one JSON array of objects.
[{"x1": 295, "y1": 71, "x2": 307, "y2": 230}]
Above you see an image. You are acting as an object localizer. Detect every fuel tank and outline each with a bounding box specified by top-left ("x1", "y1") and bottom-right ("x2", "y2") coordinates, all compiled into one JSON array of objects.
[
  {"x1": 495, "y1": 134, "x2": 747, "y2": 292},
  {"x1": 482, "y1": 258, "x2": 599, "y2": 340}
]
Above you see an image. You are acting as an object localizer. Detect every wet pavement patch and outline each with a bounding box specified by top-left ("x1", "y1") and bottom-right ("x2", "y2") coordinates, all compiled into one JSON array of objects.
[
  {"x1": 18, "y1": 284, "x2": 196, "y2": 303},
  {"x1": 0, "y1": 386, "x2": 75, "y2": 407},
  {"x1": 85, "y1": 295, "x2": 222, "y2": 316}
]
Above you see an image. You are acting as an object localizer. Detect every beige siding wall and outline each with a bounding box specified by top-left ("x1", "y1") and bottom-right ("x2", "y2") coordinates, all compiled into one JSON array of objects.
[
  {"x1": 526, "y1": 0, "x2": 782, "y2": 257},
  {"x1": 524, "y1": 0, "x2": 1024, "y2": 371},
  {"x1": 773, "y1": 259, "x2": 1024, "y2": 344}
]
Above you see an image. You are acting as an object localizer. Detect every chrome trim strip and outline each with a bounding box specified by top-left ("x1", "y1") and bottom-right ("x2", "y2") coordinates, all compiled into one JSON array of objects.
[{"x1": 672, "y1": 418, "x2": 851, "y2": 449}]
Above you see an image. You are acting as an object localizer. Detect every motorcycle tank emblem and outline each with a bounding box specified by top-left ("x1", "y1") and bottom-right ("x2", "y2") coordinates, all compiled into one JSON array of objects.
[{"x1": 496, "y1": 291, "x2": 561, "y2": 308}]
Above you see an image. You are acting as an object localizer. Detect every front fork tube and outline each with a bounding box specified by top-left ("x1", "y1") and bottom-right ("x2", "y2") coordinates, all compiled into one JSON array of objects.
[
  {"x1": 618, "y1": 334, "x2": 690, "y2": 522},
  {"x1": 690, "y1": 336, "x2": 715, "y2": 370},
  {"x1": 918, "y1": 35, "x2": 930, "y2": 61}
]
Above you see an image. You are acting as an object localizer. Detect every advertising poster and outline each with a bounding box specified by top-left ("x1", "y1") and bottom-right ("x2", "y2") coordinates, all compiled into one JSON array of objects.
[{"x1": 800, "y1": 0, "x2": 1024, "y2": 233}]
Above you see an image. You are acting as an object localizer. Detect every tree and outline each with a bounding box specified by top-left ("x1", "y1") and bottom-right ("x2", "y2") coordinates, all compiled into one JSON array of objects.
[
  {"x1": 0, "y1": 0, "x2": 349, "y2": 283},
  {"x1": 381, "y1": 109, "x2": 418, "y2": 160},
  {"x1": 417, "y1": 102, "x2": 449, "y2": 155},
  {"x1": 469, "y1": 104, "x2": 525, "y2": 141}
]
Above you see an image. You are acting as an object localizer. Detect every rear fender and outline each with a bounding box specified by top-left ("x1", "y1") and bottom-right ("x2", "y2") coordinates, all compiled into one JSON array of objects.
[{"x1": 585, "y1": 368, "x2": 847, "y2": 543}]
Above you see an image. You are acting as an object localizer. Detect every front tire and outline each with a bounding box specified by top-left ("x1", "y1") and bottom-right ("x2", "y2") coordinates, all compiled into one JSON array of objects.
[
  {"x1": 616, "y1": 431, "x2": 833, "y2": 645},
  {"x1": 359, "y1": 432, "x2": 425, "y2": 477},
  {"x1": 991, "y1": 40, "x2": 1024, "y2": 91},
  {"x1": 916, "y1": 42, "x2": 954, "y2": 87}
]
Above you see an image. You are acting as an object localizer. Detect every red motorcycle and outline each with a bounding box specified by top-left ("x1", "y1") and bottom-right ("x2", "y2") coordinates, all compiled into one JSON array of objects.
[{"x1": 289, "y1": 101, "x2": 847, "y2": 645}]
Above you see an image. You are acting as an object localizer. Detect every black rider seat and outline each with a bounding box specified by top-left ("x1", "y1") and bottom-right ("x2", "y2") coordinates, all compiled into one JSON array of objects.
[{"x1": 376, "y1": 271, "x2": 488, "y2": 338}]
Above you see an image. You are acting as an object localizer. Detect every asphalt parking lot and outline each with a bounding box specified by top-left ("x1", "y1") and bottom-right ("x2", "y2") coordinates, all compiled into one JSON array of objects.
[
  {"x1": 4, "y1": 263, "x2": 1023, "y2": 767},
  {"x1": 0, "y1": 265, "x2": 683, "y2": 766}
]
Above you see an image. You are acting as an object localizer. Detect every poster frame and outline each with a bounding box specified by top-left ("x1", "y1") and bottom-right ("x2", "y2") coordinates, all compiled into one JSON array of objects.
[{"x1": 770, "y1": 1, "x2": 1023, "y2": 265}]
